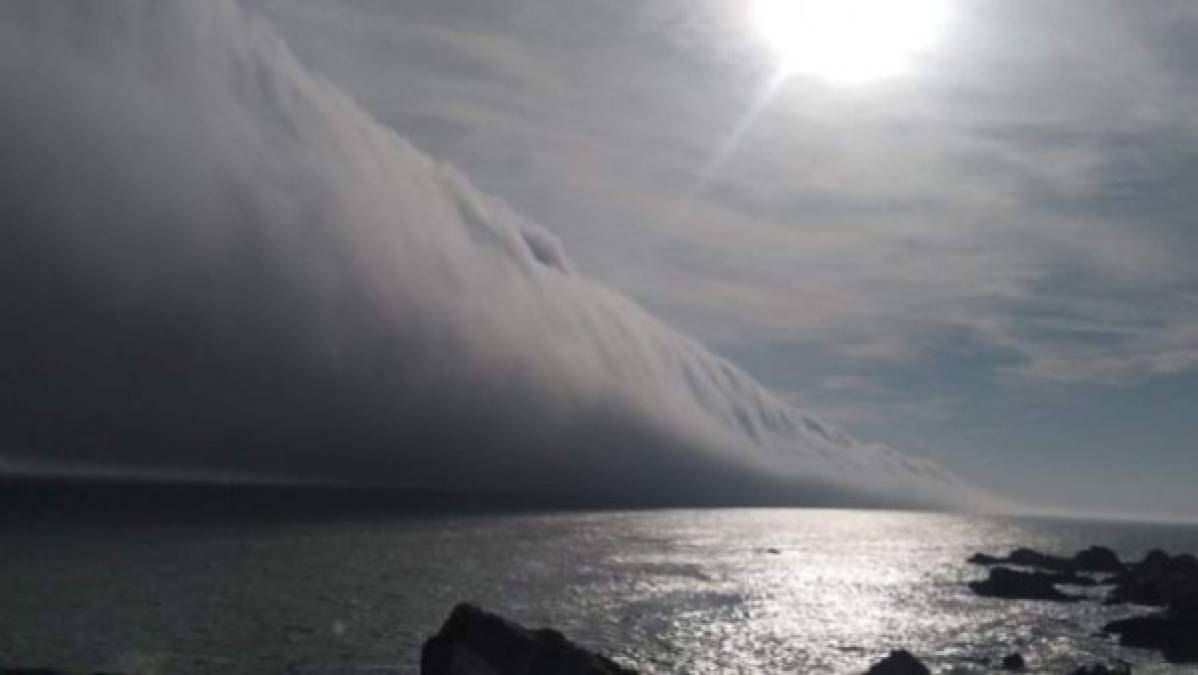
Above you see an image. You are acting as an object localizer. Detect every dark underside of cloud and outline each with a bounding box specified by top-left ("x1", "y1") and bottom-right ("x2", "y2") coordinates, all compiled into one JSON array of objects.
[{"x1": 0, "y1": 2, "x2": 993, "y2": 509}]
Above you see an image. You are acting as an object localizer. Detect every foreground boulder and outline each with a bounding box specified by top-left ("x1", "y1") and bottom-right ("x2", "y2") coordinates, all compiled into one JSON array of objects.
[
  {"x1": 422, "y1": 603, "x2": 635, "y2": 675},
  {"x1": 1000, "y1": 653, "x2": 1025, "y2": 670},
  {"x1": 864, "y1": 650, "x2": 929, "y2": 675},
  {"x1": 969, "y1": 567, "x2": 1080, "y2": 601}
]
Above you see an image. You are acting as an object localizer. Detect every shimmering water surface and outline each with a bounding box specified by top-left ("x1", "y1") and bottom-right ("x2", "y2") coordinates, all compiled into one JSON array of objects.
[{"x1": 3, "y1": 509, "x2": 1198, "y2": 674}]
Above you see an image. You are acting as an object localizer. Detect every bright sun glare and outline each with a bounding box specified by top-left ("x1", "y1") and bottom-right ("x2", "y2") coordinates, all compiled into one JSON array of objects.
[{"x1": 752, "y1": 0, "x2": 948, "y2": 84}]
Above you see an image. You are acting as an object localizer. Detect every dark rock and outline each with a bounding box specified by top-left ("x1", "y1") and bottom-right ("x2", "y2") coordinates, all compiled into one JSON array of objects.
[
  {"x1": 1105, "y1": 611, "x2": 1198, "y2": 664},
  {"x1": 966, "y1": 547, "x2": 1079, "y2": 572},
  {"x1": 1107, "y1": 550, "x2": 1171, "y2": 590},
  {"x1": 1044, "y1": 571, "x2": 1098, "y2": 587},
  {"x1": 1107, "y1": 550, "x2": 1198, "y2": 608},
  {"x1": 1006, "y1": 547, "x2": 1075, "y2": 572},
  {"x1": 1100, "y1": 548, "x2": 1198, "y2": 663},
  {"x1": 1073, "y1": 546, "x2": 1125, "y2": 573},
  {"x1": 967, "y1": 553, "x2": 1004, "y2": 565},
  {"x1": 1000, "y1": 653, "x2": 1025, "y2": 670},
  {"x1": 287, "y1": 668, "x2": 403, "y2": 674},
  {"x1": 864, "y1": 650, "x2": 929, "y2": 675},
  {"x1": 968, "y1": 567, "x2": 1080, "y2": 601},
  {"x1": 421, "y1": 603, "x2": 635, "y2": 675},
  {"x1": 1139, "y1": 549, "x2": 1172, "y2": 573},
  {"x1": 1068, "y1": 662, "x2": 1131, "y2": 675},
  {"x1": 766, "y1": 547, "x2": 782, "y2": 555}
]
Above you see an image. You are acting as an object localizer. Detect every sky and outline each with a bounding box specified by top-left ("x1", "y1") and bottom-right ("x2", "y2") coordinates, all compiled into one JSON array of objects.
[
  {"x1": 245, "y1": 0, "x2": 1198, "y2": 518},
  {"x1": 2, "y1": 1, "x2": 1196, "y2": 517}
]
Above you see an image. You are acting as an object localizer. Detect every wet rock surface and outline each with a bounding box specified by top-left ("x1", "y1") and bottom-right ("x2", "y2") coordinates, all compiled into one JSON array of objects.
[{"x1": 421, "y1": 603, "x2": 635, "y2": 675}]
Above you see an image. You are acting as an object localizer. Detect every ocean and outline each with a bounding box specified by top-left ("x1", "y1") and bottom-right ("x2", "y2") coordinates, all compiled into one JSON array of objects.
[{"x1": 3, "y1": 506, "x2": 1198, "y2": 674}]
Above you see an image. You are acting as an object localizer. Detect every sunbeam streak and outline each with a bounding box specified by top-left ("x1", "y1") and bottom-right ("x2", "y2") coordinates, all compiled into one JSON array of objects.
[{"x1": 671, "y1": 66, "x2": 791, "y2": 223}]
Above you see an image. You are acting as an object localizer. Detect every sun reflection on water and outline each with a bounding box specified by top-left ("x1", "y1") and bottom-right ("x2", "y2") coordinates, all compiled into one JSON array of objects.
[{"x1": 5, "y1": 508, "x2": 1198, "y2": 673}]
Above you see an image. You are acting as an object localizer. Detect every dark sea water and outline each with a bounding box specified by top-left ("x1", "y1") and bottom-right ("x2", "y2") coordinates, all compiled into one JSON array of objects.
[{"x1": 3, "y1": 507, "x2": 1198, "y2": 674}]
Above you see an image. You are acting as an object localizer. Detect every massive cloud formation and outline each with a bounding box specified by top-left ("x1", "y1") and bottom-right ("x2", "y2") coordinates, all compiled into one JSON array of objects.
[{"x1": 0, "y1": 1, "x2": 991, "y2": 508}]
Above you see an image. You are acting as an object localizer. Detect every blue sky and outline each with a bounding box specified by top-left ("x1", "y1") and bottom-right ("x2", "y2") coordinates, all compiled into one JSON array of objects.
[{"x1": 243, "y1": 0, "x2": 1198, "y2": 517}]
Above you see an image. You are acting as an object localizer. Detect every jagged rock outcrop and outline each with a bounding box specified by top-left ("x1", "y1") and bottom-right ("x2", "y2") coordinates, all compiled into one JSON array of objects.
[
  {"x1": 969, "y1": 567, "x2": 1080, "y2": 601},
  {"x1": 966, "y1": 545, "x2": 1198, "y2": 665},
  {"x1": 1088, "y1": 549, "x2": 1198, "y2": 664},
  {"x1": 421, "y1": 603, "x2": 635, "y2": 675},
  {"x1": 1005, "y1": 548, "x2": 1076, "y2": 572},
  {"x1": 864, "y1": 650, "x2": 930, "y2": 675},
  {"x1": 1104, "y1": 604, "x2": 1198, "y2": 664},
  {"x1": 1072, "y1": 546, "x2": 1124, "y2": 573},
  {"x1": 968, "y1": 546, "x2": 1124, "y2": 574},
  {"x1": 967, "y1": 547, "x2": 1075, "y2": 572},
  {"x1": 1107, "y1": 550, "x2": 1198, "y2": 607}
]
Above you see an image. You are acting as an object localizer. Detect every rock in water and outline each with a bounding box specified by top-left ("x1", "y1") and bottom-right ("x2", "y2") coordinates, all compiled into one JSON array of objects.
[
  {"x1": 421, "y1": 603, "x2": 636, "y2": 675},
  {"x1": 1000, "y1": 653, "x2": 1025, "y2": 670},
  {"x1": 966, "y1": 547, "x2": 1090, "y2": 572},
  {"x1": 1107, "y1": 550, "x2": 1198, "y2": 607},
  {"x1": 967, "y1": 553, "x2": 1004, "y2": 565},
  {"x1": 968, "y1": 567, "x2": 1079, "y2": 601},
  {"x1": 865, "y1": 650, "x2": 930, "y2": 675},
  {"x1": 1006, "y1": 547, "x2": 1075, "y2": 572},
  {"x1": 1105, "y1": 609, "x2": 1198, "y2": 664},
  {"x1": 1044, "y1": 571, "x2": 1098, "y2": 587},
  {"x1": 1073, "y1": 546, "x2": 1125, "y2": 573},
  {"x1": 1068, "y1": 663, "x2": 1131, "y2": 675}
]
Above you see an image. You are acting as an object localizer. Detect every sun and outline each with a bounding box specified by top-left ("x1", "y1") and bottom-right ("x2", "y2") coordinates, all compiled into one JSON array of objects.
[{"x1": 751, "y1": 0, "x2": 948, "y2": 84}]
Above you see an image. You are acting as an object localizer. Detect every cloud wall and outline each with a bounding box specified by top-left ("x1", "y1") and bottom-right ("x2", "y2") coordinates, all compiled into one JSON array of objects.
[{"x1": 0, "y1": 1, "x2": 990, "y2": 508}]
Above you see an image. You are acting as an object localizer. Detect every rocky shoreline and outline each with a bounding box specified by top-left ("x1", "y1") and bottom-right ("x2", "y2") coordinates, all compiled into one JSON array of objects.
[
  {"x1": 966, "y1": 545, "x2": 1198, "y2": 665},
  {"x1": 3, "y1": 544, "x2": 1195, "y2": 674},
  {"x1": 414, "y1": 603, "x2": 1139, "y2": 675}
]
